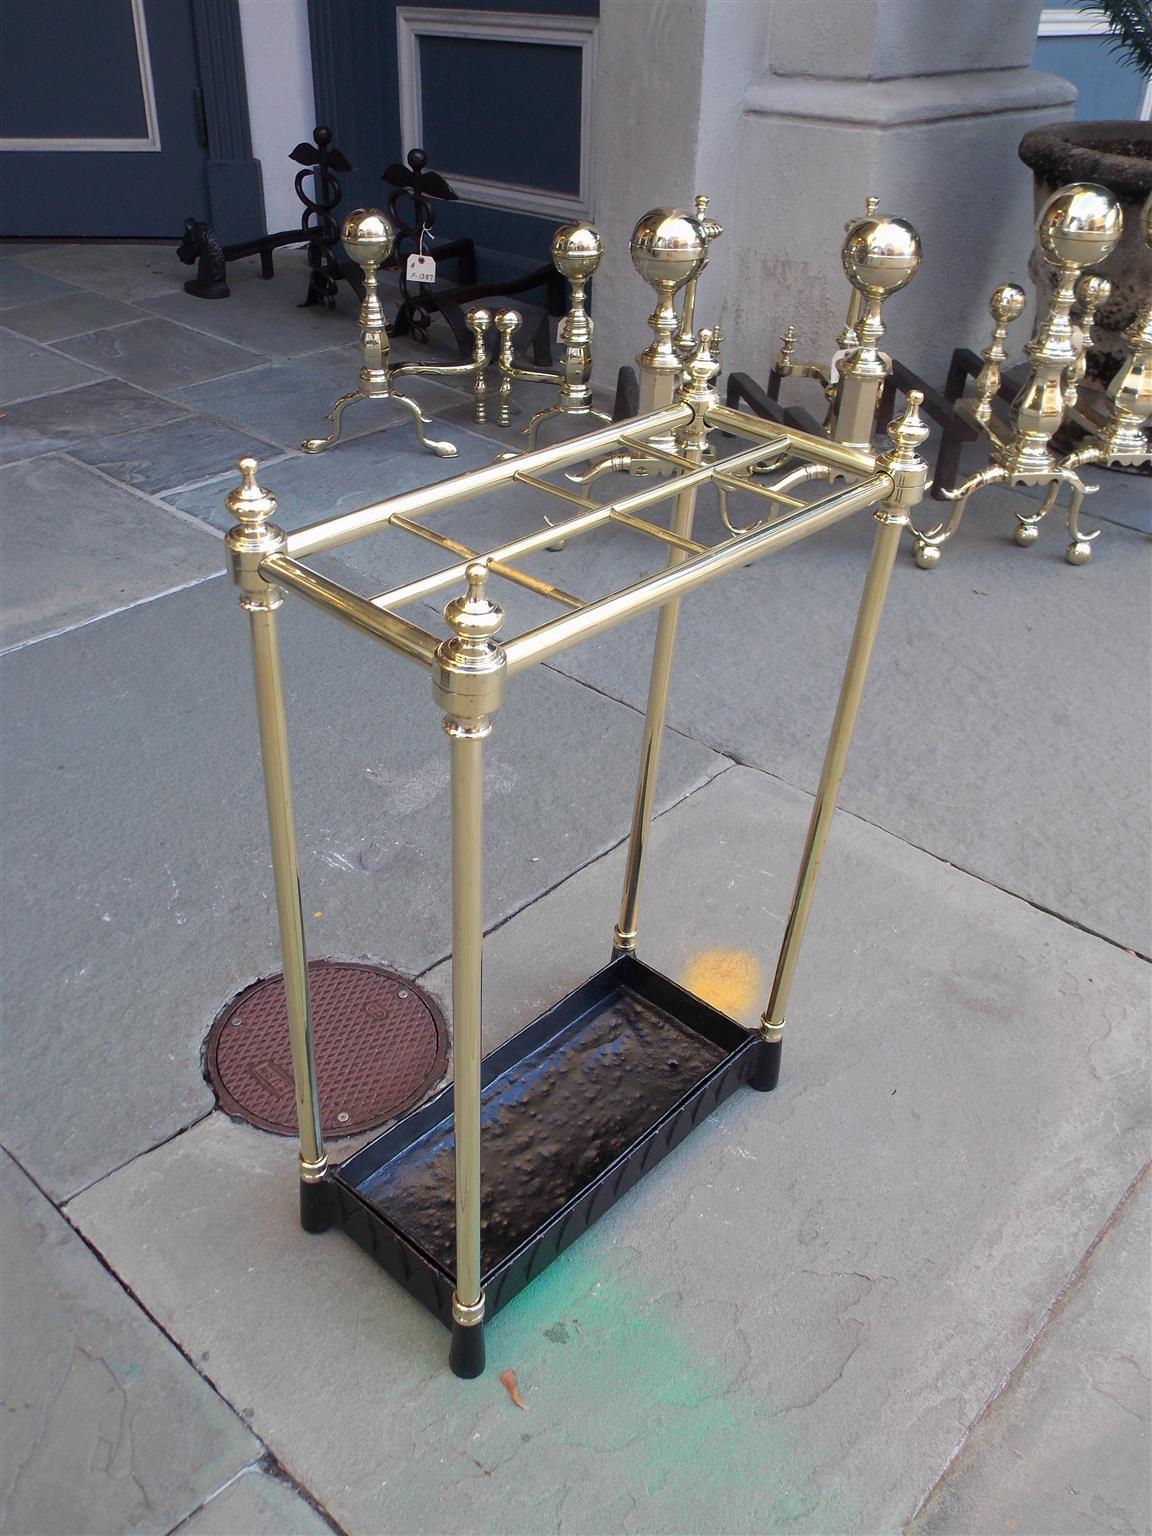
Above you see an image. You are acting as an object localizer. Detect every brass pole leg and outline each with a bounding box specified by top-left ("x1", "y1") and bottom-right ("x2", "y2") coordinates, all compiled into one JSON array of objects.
[
  {"x1": 446, "y1": 719, "x2": 488, "y2": 1377},
  {"x1": 247, "y1": 602, "x2": 329, "y2": 1229},
  {"x1": 613, "y1": 333, "x2": 720, "y2": 957},
  {"x1": 755, "y1": 391, "x2": 928, "y2": 1089},
  {"x1": 612, "y1": 476, "x2": 701, "y2": 957},
  {"x1": 756, "y1": 515, "x2": 903, "y2": 1080}
]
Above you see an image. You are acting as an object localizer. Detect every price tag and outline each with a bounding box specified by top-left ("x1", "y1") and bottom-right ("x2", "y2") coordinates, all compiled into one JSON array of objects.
[{"x1": 406, "y1": 253, "x2": 436, "y2": 285}]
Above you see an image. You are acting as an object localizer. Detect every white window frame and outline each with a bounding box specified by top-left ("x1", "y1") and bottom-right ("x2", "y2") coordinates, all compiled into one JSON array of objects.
[
  {"x1": 1038, "y1": 7, "x2": 1109, "y2": 36},
  {"x1": 396, "y1": 6, "x2": 597, "y2": 219},
  {"x1": 0, "y1": 0, "x2": 161, "y2": 152}
]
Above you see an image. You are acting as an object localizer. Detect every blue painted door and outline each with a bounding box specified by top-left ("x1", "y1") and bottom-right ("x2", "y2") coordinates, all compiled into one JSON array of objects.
[
  {"x1": 0, "y1": 0, "x2": 211, "y2": 236},
  {"x1": 309, "y1": 0, "x2": 598, "y2": 282}
]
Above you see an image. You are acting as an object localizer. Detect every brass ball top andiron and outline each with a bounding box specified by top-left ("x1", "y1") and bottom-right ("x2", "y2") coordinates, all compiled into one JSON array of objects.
[
  {"x1": 908, "y1": 180, "x2": 1134, "y2": 571},
  {"x1": 300, "y1": 206, "x2": 480, "y2": 459}
]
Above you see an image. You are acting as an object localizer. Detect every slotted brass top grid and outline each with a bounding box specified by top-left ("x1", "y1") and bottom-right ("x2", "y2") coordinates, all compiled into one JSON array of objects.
[{"x1": 260, "y1": 403, "x2": 891, "y2": 671}]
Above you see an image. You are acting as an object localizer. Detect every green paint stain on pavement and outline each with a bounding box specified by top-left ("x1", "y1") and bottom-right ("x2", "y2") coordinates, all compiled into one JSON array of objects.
[{"x1": 485, "y1": 1242, "x2": 857, "y2": 1535}]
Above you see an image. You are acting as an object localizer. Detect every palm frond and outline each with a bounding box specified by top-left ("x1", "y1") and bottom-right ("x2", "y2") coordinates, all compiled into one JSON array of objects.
[{"x1": 1077, "y1": 0, "x2": 1152, "y2": 82}]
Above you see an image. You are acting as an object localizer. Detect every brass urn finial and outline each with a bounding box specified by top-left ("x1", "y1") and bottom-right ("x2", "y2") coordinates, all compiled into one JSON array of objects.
[{"x1": 226, "y1": 457, "x2": 277, "y2": 528}]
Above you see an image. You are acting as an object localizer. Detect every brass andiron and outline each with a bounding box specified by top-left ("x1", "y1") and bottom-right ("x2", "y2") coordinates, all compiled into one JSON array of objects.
[
  {"x1": 770, "y1": 197, "x2": 922, "y2": 451},
  {"x1": 225, "y1": 211, "x2": 931, "y2": 1375},
  {"x1": 301, "y1": 209, "x2": 488, "y2": 456},
  {"x1": 1063, "y1": 190, "x2": 1152, "y2": 473},
  {"x1": 909, "y1": 181, "x2": 1125, "y2": 569},
  {"x1": 470, "y1": 222, "x2": 614, "y2": 447},
  {"x1": 716, "y1": 199, "x2": 920, "y2": 531},
  {"x1": 572, "y1": 200, "x2": 722, "y2": 485}
]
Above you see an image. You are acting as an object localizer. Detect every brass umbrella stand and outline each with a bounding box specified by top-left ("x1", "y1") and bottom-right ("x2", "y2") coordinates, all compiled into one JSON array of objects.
[{"x1": 225, "y1": 213, "x2": 930, "y2": 1379}]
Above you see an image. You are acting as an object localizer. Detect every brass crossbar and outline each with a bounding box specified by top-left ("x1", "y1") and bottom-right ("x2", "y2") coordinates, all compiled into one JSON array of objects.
[
  {"x1": 283, "y1": 404, "x2": 695, "y2": 557},
  {"x1": 364, "y1": 437, "x2": 783, "y2": 613},
  {"x1": 260, "y1": 410, "x2": 879, "y2": 655},
  {"x1": 511, "y1": 471, "x2": 599, "y2": 509},
  {"x1": 608, "y1": 509, "x2": 709, "y2": 554},
  {"x1": 387, "y1": 514, "x2": 586, "y2": 610},
  {"x1": 503, "y1": 475, "x2": 892, "y2": 674},
  {"x1": 261, "y1": 555, "x2": 440, "y2": 665}
]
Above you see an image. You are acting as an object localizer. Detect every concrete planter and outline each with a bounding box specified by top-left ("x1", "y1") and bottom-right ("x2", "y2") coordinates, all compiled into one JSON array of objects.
[{"x1": 1019, "y1": 119, "x2": 1152, "y2": 379}]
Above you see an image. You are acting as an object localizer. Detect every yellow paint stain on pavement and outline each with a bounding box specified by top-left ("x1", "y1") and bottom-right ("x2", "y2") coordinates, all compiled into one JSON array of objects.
[{"x1": 680, "y1": 948, "x2": 761, "y2": 1019}]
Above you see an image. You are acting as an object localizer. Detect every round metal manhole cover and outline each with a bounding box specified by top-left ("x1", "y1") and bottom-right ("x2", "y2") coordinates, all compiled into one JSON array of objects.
[{"x1": 205, "y1": 961, "x2": 448, "y2": 1137}]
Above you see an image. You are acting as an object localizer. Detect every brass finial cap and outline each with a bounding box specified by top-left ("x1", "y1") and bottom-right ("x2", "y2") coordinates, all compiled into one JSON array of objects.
[
  {"x1": 630, "y1": 209, "x2": 707, "y2": 292},
  {"x1": 842, "y1": 214, "x2": 922, "y2": 299},
  {"x1": 693, "y1": 193, "x2": 723, "y2": 243},
  {"x1": 888, "y1": 389, "x2": 929, "y2": 455},
  {"x1": 444, "y1": 563, "x2": 504, "y2": 643},
  {"x1": 552, "y1": 223, "x2": 603, "y2": 281},
  {"x1": 495, "y1": 309, "x2": 522, "y2": 336},
  {"x1": 341, "y1": 208, "x2": 395, "y2": 270},
  {"x1": 1036, "y1": 183, "x2": 1122, "y2": 271},
  {"x1": 989, "y1": 283, "x2": 1027, "y2": 324},
  {"x1": 226, "y1": 458, "x2": 276, "y2": 525},
  {"x1": 685, "y1": 327, "x2": 721, "y2": 390}
]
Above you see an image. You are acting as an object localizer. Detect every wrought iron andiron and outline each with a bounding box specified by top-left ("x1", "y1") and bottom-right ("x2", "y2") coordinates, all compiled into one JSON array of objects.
[
  {"x1": 226, "y1": 206, "x2": 930, "y2": 1379},
  {"x1": 177, "y1": 126, "x2": 350, "y2": 307}
]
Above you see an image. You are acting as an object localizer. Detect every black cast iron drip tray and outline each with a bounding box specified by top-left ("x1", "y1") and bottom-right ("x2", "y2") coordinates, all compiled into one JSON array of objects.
[{"x1": 330, "y1": 954, "x2": 773, "y2": 1323}]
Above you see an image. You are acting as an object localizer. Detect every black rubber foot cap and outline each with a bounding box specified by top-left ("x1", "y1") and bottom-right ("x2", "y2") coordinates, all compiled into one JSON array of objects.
[
  {"x1": 749, "y1": 1039, "x2": 782, "y2": 1093},
  {"x1": 449, "y1": 1320, "x2": 486, "y2": 1378},
  {"x1": 299, "y1": 1179, "x2": 333, "y2": 1233}
]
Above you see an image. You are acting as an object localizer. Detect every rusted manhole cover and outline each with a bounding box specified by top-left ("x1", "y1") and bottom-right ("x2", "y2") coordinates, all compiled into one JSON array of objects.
[{"x1": 205, "y1": 961, "x2": 448, "y2": 1137}]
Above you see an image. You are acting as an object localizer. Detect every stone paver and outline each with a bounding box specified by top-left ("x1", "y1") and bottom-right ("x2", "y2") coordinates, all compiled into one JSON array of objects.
[
  {"x1": 0, "y1": 1151, "x2": 258, "y2": 1536},
  {"x1": 69, "y1": 768, "x2": 1150, "y2": 1536},
  {"x1": 0, "y1": 571, "x2": 722, "y2": 1201},
  {"x1": 0, "y1": 260, "x2": 82, "y2": 309},
  {"x1": 10, "y1": 243, "x2": 187, "y2": 301},
  {"x1": 0, "y1": 330, "x2": 106, "y2": 404},
  {"x1": 70, "y1": 415, "x2": 287, "y2": 497},
  {"x1": 0, "y1": 292, "x2": 152, "y2": 343},
  {"x1": 910, "y1": 1171, "x2": 1151, "y2": 1536},
  {"x1": 54, "y1": 318, "x2": 267, "y2": 393},
  {"x1": 144, "y1": 257, "x2": 362, "y2": 361},
  {"x1": 0, "y1": 455, "x2": 222, "y2": 649},
  {"x1": 179, "y1": 1469, "x2": 333, "y2": 1536},
  {"x1": 0, "y1": 379, "x2": 190, "y2": 464}
]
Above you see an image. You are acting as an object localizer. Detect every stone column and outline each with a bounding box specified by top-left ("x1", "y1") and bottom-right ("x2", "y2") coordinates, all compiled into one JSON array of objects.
[{"x1": 591, "y1": 0, "x2": 1076, "y2": 389}]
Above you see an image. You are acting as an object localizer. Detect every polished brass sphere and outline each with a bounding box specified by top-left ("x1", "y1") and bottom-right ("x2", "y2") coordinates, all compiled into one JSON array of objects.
[
  {"x1": 989, "y1": 282, "x2": 1027, "y2": 324},
  {"x1": 341, "y1": 208, "x2": 395, "y2": 269},
  {"x1": 552, "y1": 222, "x2": 603, "y2": 281},
  {"x1": 1013, "y1": 522, "x2": 1040, "y2": 547},
  {"x1": 629, "y1": 209, "x2": 707, "y2": 292},
  {"x1": 841, "y1": 216, "x2": 921, "y2": 298},
  {"x1": 1036, "y1": 183, "x2": 1122, "y2": 271},
  {"x1": 914, "y1": 541, "x2": 941, "y2": 570},
  {"x1": 1066, "y1": 539, "x2": 1093, "y2": 566},
  {"x1": 1075, "y1": 273, "x2": 1111, "y2": 309},
  {"x1": 1141, "y1": 190, "x2": 1152, "y2": 253}
]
